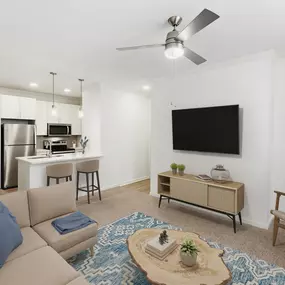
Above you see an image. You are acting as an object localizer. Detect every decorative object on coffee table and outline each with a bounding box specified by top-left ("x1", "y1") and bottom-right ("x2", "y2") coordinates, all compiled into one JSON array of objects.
[
  {"x1": 180, "y1": 238, "x2": 199, "y2": 267},
  {"x1": 177, "y1": 164, "x2": 185, "y2": 176},
  {"x1": 211, "y1": 164, "x2": 230, "y2": 183},
  {"x1": 80, "y1": 136, "x2": 89, "y2": 154},
  {"x1": 159, "y1": 230, "x2": 168, "y2": 245},
  {"x1": 145, "y1": 230, "x2": 177, "y2": 260},
  {"x1": 127, "y1": 228, "x2": 231, "y2": 285},
  {"x1": 170, "y1": 163, "x2": 178, "y2": 175}
]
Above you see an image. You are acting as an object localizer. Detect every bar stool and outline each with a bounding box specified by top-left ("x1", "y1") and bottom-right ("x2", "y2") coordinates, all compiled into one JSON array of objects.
[
  {"x1": 76, "y1": 160, "x2": 101, "y2": 204},
  {"x1": 46, "y1": 163, "x2": 73, "y2": 186}
]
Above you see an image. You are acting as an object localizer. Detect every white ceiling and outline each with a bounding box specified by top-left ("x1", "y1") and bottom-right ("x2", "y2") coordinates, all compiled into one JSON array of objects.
[{"x1": 0, "y1": 0, "x2": 285, "y2": 96}]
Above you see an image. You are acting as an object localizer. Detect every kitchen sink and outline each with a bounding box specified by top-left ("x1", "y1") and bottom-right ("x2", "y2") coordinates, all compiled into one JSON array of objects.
[{"x1": 29, "y1": 155, "x2": 64, "y2": 159}]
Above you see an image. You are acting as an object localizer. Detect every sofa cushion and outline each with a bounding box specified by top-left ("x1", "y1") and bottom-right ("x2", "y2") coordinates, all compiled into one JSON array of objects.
[
  {"x1": 6, "y1": 227, "x2": 47, "y2": 263},
  {"x1": 28, "y1": 182, "x2": 77, "y2": 226},
  {"x1": 67, "y1": 276, "x2": 90, "y2": 285},
  {"x1": 0, "y1": 246, "x2": 80, "y2": 285},
  {"x1": 0, "y1": 191, "x2": 30, "y2": 227},
  {"x1": 0, "y1": 202, "x2": 23, "y2": 268},
  {"x1": 33, "y1": 214, "x2": 98, "y2": 253}
]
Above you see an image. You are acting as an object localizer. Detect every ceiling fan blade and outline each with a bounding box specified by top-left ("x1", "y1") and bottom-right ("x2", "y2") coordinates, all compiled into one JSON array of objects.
[
  {"x1": 177, "y1": 9, "x2": 220, "y2": 41},
  {"x1": 184, "y1": 47, "x2": 206, "y2": 65},
  {"x1": 116, "y1": 44, "x2": 165, "y2": 51}
]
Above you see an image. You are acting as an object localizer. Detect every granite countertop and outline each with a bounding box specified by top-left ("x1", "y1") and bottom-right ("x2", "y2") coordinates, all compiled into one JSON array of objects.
[{"x1": 16, "y1": 153, "x2": 102, "y2": 165}]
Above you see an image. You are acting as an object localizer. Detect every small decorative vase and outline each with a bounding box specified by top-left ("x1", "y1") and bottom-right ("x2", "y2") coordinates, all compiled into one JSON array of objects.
[
  {"x1": 211, "y1": 164, "x2": 230, "y2": 182},
  {"x1": 82, "y1": 148, "x2": 85, "y2": 154},
  {"x1": 178, "y1": 169, "x2": 184, "y2": 176},
  {"x1": 172, "y1": 169, "x2": 177, "y2": 175},
  {"x1": 180, "y1": 252, "x2": 197, "y2": 267}
]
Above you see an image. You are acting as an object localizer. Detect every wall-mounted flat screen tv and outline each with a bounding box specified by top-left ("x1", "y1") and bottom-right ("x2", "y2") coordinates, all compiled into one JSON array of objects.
[{"x1": 172, "y1": 105, "x2": 240, "y2": 154}]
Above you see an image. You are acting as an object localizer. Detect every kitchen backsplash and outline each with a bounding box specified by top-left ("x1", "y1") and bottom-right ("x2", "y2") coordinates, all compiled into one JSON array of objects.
[{"x1": 36, "y1": 136, "x2": 81, "y2": 149}]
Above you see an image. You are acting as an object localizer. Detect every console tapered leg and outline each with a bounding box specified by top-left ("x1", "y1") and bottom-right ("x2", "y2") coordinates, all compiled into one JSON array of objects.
[
  {"x1": 238, "y1": 212, "x2": 242, "y2": 225},
  {"x1": 158, "y1": 195, "x2": 162, "y2": 208}
]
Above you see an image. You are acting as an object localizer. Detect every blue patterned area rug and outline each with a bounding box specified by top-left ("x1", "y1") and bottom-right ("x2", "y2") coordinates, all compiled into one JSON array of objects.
[{"x1": 68, "y1": 212, "x2": 285, "y2": 284}]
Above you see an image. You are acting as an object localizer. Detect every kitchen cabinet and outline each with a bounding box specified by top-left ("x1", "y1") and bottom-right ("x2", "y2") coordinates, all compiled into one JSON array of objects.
[
  {"x1": 19, "y1": 97, "x2": 36, "y2": 119},
  {"x1": 46, "y1": 102, "x2": 59, "y2": 124},
  {"x1": 0, "y1": 94, "x2": 81, "y2": 136},
  {"x1": 35, "y1": 101, "x2": 47, "y2": 135},
  {"x1": 0, "y1": 95, "x2": 20, "y2": 119},
  {"x1": 58, "y1": 103, "x2": 72, "y2": 124},
  {"x1": 58, "y1": 103, "x2": 81, "y2": 135},
  {"x1": 36, "y1": 101, "x2": 82, "y2": 136},
  {"x1": 69, "y1": 105, "x2": 82, "y2": 135},
  {"x1": 0, "y1": 95, "x2": 36, "y2": 120}
]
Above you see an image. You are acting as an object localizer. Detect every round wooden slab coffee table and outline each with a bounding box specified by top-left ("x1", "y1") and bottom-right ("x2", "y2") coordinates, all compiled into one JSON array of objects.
[{"x1": 127, "y1": 228, "x2": 231, "y2": 285}]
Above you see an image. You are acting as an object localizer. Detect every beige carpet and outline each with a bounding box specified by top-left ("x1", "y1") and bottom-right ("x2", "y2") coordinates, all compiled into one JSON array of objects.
[{"x1": 77, "y1": 179, "x2": 285, "y2": 268}]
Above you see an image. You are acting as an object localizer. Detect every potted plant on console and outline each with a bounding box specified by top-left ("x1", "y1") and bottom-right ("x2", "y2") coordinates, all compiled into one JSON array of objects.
[
  {"x1": 170, "y1": 163, "x2": 178, "y2": 175},
  {"x1": 180, "y1": 238, "x2": 199, "y2": 267},
  {"x1": 178, "y1": 164, "x2": 185, "y2": 176}
]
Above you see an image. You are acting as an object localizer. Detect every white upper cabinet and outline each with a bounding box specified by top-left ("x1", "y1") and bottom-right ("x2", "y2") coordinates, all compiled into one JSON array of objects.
[
  {"x1": 58, "y1": 103, "x2": 71, "y2": 124},
  {"x1": 46, "y1": 102, "x2": 59, "y2": 124},
  {"x1": 0, "y1": 95, "x2": 21, "y2": 119},
  {"x1": 35, "y1": 101, "x2": 47, "y2": 136},
  {"x1": 0, "y1": 95, "x2": 36, "y2": 120},
  {"x1": 58, "y1": 103, "x2": 82, "y2": 135},
  {"x1": 0, "y1": 95, "x2": 81, "y2": 136},
  {"x1": 69, "y1": 105, "x2": 82, "y2": 135},
  {"x1": 19, "y1": 97, "x2": 36, "y2": 119}
]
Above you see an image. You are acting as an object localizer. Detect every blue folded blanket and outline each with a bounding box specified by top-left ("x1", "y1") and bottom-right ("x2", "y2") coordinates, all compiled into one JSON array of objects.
[{"x1": 52, "y1": 211, "x2": 96, "y2": 235}]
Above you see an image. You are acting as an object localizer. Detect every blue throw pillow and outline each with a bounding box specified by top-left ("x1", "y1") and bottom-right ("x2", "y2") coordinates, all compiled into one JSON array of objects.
[{"x1": 0, "y1": 201, "x2": 23, "y2": 268}]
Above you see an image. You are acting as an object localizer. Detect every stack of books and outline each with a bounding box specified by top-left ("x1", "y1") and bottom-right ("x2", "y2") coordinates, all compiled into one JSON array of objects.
[
  {"x1": 196, "y1": 174, "x2": 212, "y2": 181},
  {"x1": 145, "y1": 235, "x2": 177, "y2": 260}
]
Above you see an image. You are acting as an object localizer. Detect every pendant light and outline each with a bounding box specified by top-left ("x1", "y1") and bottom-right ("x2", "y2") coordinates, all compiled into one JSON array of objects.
[
  {"x1": 78, "y1": 78, "x2": 84, "y2": 118},
  {"x1": 50, "y1": 72, "x2": 57, "y2": 116}
]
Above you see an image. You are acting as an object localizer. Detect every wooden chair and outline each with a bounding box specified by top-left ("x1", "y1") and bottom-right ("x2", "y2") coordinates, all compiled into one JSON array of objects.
[{"x1": 270, "y1": 190, "x2": 285, "y2": 246}]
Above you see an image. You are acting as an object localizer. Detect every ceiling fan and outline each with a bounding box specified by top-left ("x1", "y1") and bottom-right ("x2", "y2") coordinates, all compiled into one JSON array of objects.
[{"x1": 116, "y1": 9, "x2": 219, "y2": 65}]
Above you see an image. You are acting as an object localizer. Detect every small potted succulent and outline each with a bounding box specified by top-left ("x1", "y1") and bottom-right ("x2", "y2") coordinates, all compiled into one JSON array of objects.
[
  {"x1": 177, "y1": 164, "x2": 186, "y2": 176},
  {"x1": 170, "y1": 163, "x2": 178, "y2": 175},
  {"x1": 180, "y1": 238, "x2": 199, "y2": 267}
]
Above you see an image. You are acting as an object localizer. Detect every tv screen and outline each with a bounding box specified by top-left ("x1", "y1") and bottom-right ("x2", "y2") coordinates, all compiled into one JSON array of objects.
[{"x1": 172, "y1": 105, "x2": 240, "y2": 154}]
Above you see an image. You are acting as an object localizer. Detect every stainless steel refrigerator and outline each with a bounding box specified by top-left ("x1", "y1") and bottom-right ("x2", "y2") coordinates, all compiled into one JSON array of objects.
[{"x1": 1, "y1": 124, "x2": 36, "y2": 189}]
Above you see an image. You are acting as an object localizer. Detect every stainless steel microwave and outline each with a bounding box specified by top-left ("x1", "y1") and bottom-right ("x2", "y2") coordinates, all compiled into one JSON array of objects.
[{"x1": 47, "y1": 124, "x2": 72, "y2": 136}]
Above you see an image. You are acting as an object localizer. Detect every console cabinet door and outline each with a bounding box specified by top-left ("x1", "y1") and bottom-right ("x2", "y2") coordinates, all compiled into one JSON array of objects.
[
  {"x1": 208, "y1": 186, "x2": 235, "y2": 213},
  {"x1": 171, "y1": 178, "x2": 207, "y2": 206}
]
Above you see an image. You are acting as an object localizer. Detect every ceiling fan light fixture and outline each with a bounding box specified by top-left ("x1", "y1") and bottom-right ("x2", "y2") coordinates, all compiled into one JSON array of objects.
[{"x1": 164, "y1": 42, "x2": 184, "y2": 59}]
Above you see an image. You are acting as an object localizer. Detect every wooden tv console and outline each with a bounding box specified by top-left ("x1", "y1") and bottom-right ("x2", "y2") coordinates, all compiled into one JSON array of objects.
[{"x1": 158, "y1": 171, "x2": 244, "y2": 233}]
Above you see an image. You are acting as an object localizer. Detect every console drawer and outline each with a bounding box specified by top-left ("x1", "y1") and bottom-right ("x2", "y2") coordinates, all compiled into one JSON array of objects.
[
  {"x1": 208, "y1": 186, "x2": 235, "y2": 213},
  {"x1": 171, "y1": 178, "x2": 207, "y2": 206}
]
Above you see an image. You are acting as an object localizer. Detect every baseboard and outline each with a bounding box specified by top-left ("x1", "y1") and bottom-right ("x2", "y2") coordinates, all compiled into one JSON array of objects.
[
  {"x1": 102, "y1": 176, "x2": 150, "y2": 191},
  {"x1": 242, "y1": 218, "x2": 269, "y2": 230},
  {"x1": 150, "y1": 192, "x2": 270, "y2": 230},
  {"x1": 120, "y1": 176, "x2": 150, "y2": 187}
]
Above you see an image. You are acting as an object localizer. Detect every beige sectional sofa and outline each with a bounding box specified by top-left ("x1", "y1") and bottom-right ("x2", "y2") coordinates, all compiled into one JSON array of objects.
[{"x1": 0, "y1": 182, "x2": 97, "y2": 285}]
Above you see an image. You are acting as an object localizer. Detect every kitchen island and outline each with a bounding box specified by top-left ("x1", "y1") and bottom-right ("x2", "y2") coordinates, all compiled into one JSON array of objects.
[{"x1": 16, "y1": 153, "x2": 103, "y2": 192}]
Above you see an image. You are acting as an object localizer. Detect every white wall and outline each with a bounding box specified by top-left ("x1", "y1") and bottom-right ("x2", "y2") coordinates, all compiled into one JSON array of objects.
[
  {"x1": 271, "y1": 56, "x2": 285, "y2": 212},
  {"x1": 82, "y1": 83, "x2": 102, "y2": 155},
  {"x1": 83, "y1": 83, "x2": 150, "y2": 191},
  {"x1": 150, "y1": 51, "x2": 274, "y2": 229}
]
